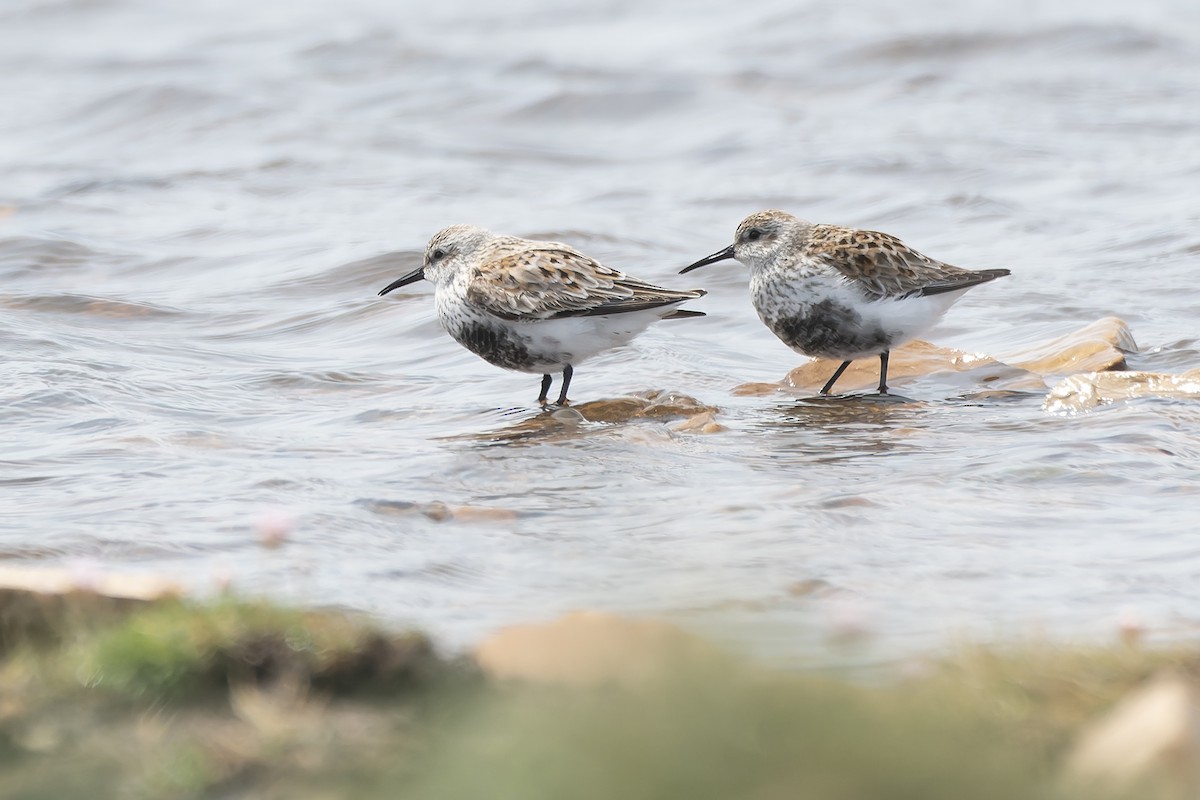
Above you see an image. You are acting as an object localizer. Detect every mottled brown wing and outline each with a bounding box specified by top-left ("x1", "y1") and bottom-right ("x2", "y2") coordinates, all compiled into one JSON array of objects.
[
  {"x1": 807, "y1": 225, "x2": 1009, "y2": 299},
  {"x1": 466, "y1": 246, "x2": 704, "y2": 321}
]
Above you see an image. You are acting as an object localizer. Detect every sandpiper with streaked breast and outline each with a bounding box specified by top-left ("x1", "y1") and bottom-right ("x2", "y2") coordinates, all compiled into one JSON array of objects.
[
  {"x1": 380, "y1": 224, "x2": 706, "y2": 406},
  {"x1": 681, "y1": 210, "x2": 1010, "y2": 395}
]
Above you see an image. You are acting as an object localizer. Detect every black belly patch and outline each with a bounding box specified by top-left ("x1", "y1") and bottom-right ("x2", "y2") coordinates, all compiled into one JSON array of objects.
[
  {"x1": 454, "y1": 324, "x2": 536, "y2": 370},
  {"x1": 771, "y1": 299, "x2": 890, "y2": 359}
]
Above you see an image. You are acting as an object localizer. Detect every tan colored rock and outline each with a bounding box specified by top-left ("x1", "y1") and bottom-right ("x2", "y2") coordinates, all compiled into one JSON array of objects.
[
  {"x1": 783, "y1": 340, "x2": 1010, "y2": 394},
  {"x1": 731, "y1": 381, "x2": 782, "y2": 397},
  {"x1": 1063, "y1": 673, "x2": 1200, "y2": 798},
  {"x1": 786, "y1": 578, "x2": 838, "y2": 597},
  {"x1": 468, "y1": 392, "x2": 721, "y2": 443},
  {"x1": 737, "y1": 340, "x2": 1030, "y2": 395},
  {"x1": 1005, "y1": 316, "x2": 1135, "y2": 375},
  {"x1": 568, "y1": 396, "x2": 646, "y2": 422},
  {"x1": 574, "y1": 390, "x2": 718, "y2": 423},
  {"x1": 731, "y1": 318, "x2": 1138, "y2": 397},
  {"x1": 1044, "y1": 368, "x2": 1200, "y2": 414},
  {"x1": 472, "y1": 611, "x2": 725, "y2": 688},
  {"x1": 361, "y1": 499, "x2": 518, "y2": 523},
  {"x1": 670, "y1": 411, "x2": 726, "y2": 434},
  {"x1": 447, "y1": 505, "x2": 521, "y2": 523}
]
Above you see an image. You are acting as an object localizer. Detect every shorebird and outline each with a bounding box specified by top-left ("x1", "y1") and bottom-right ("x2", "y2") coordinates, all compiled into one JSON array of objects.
[
  {"x1": 380, "y1": 224, "x2": 706, "y2": 406},
  {"x1": 681, "y1": 210, "x2": 1009, "y2": 395}
]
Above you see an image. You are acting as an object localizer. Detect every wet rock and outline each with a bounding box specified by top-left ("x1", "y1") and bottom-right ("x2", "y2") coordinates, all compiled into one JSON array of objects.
[
  {"x1": 445, "y1": 505, "x2": 521, "y2": 523},
  {"x1": 1044, "y1": 368, "x2": 1200, "y2": 413},
  {"x1": 670, "y1": 411, "x2": 726, "y2": 434},
  {"x1": 548, "y1": 406, "x2": 587, "y2": 423},
  {"x1": 573, "y1": 390, "x2": 717, "y2": 423},
  {"x1": 732, "y1": 380, "x2": 787, "y2": 397},
  {"x1": 738, "y1": 340, "x2": 1031, "y2": 396},
  {"x1": 1005, "y1": 316, "x2": 1135, "y2": 375},
  {"x1": 472, "y1": 611, "x2": 726, "y2": 688},
  {"x1": 464, "y1": 391, "x2": 722, "y2": 444},
  {"x1": 1063, "y1": 672, "x2": 1200, "y2": 798},
  {"x1": 733, "y1": 318, "x2": 1138, "y2": 397},
  {"x1": 787, "y1": 578, "x2": 838, "y2": 597},
  {"x1": 358, "y1": 499, "x2": 519, "y2": 523}
]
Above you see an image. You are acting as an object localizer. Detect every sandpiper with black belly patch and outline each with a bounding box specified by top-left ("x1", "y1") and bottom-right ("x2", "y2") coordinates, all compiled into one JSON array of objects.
[
  {"x1": 379, "y1": 225, "x2": 707, "y2": 406},
  {"x1": 680, "y1": 210, "x2": 1010, "y2": 396}
]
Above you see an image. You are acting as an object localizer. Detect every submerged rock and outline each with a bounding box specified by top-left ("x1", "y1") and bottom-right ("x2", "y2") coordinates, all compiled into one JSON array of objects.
[
  {"x1": 463, "y1": 390, "x2": 723, "y2": 443},
  {"x1": 357, "y1": 498, "x2": 520, "y2": 523},
  {"x1": 670, "y1": 410, "x2": 726, "y2": 434},
  {"x1": 573, "y1": 390, "x2": 717, "y2": 423},
  {"x1": 1063, "y1": 672, "x2": 1200, "y2": 798},
  {"x1": 1044, "y1": 368, "x2": 1200, "y2": 414}
]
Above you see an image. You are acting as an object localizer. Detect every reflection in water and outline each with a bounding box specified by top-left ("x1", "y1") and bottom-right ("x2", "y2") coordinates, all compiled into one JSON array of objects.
[{"x1": 747, "y1": 394, "x2": 928, "y2": 464}]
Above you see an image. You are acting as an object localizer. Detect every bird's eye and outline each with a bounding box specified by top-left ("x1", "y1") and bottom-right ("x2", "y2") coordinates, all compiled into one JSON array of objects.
[
  {"x1": 431, "y1": 248, "x2": 446, "y2": 260},
  {"x1": 745, "y1": 228, "x2": 763, "y2": 242}
]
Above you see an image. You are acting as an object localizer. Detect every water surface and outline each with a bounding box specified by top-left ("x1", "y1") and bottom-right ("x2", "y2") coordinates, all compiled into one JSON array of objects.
[{"x1": 2, "y1": 0, "x2": 1200, "y2": 663}]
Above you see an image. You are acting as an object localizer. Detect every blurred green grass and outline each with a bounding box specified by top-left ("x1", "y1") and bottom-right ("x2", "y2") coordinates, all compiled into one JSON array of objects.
[{"x1": 0, "y1": 592, "x2": 1189, "y2": 799}]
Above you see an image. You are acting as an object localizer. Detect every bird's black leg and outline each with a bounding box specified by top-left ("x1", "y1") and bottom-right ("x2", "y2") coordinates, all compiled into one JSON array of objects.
[
  {"x1": 820, "y1": 360, "x2": 852, "y2": 395},
  {"x1": 537, "y1": 374, "x2": 552, "y2": 407},
  {"x1": 877, "y1": 351, "x2": 890, "y2": 395},
  {"x1": 555, "y1": 364, "x2": 574, "y2": 406}
]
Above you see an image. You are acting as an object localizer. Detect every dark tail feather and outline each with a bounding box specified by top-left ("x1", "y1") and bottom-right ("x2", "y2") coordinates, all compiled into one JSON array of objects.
[
  {"x1": 976, "y1": 268, "x2": 1012, "y2": 280},
  {"x1": 661, "y1": 309, "x2": 706, "y2": 320},
  {"x1": 918, "y1": 268, "x2": 1011, "y2": 297}
]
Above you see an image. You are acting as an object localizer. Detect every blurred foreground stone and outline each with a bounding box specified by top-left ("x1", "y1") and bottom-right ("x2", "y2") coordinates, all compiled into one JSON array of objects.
[
  {"x1": 1063, "y1": 672, "x2": 1200, "y2": 799},
  {"x1": 735, "y1": 317, "x2": 1134, "y2": 397},
  {"x1": 473, "y1": 611, "x2": 727, "y2": 687},
  {"x1": 0, "y1": 564, "x2": 180, "y2": 650},
  {"x1": 1045, "y1": 368, "x2": 1200, "y2": 413}
]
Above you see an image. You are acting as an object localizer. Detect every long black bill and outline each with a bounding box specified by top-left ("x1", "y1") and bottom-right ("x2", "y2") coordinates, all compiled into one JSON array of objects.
[
  {"x1": 377, "y1": 267, "x2": 425, "y2": 296},
  {"x1": 679, "y1": 244, "x2": 735, "y2": 274}
]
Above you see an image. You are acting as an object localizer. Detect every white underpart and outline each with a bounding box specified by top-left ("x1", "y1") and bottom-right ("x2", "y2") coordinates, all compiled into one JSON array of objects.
[
  {"x1": 421, "y1": 231, "x2": 696, "y2": 375},
  {"x1": 498, "y1": 307, "x2": 681, "y2": 373},
  {"x1": 435, "y1": 279, "x2": 685, "y2": 374},
  {"x1": 857, "y1": 288, "x2": 968, "y2": 351},
  {"x1": 749, "y1": 263, "x2": 970, "y2": 361}
]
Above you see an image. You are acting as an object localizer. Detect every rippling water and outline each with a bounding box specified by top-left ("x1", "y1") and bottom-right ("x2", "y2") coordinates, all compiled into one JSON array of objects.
[{"x1": 3, "y1": 0, "x2": 1199, "y2": 663}]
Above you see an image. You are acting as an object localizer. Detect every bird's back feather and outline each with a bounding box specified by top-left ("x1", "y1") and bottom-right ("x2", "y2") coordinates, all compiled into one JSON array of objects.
[
  {"x1": 466, "y1": 244, "x2": 705, "y2": 321},
  {"x1": 805, "y1": 224, "x2": 1008, "y2": 300}
]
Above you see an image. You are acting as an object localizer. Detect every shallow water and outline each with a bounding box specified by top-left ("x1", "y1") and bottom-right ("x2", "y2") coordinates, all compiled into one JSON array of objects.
[{"x1": 2, "y1": 0, "x2": 1199, "y2": 663}]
